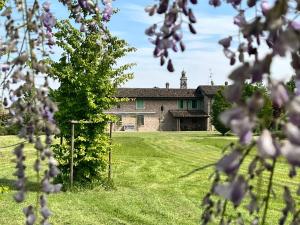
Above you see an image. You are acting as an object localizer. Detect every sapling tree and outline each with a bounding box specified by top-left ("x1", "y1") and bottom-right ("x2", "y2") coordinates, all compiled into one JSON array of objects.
[
  {"x1": 146, "y1": 0, "x2": 300, "y2": 224},
  {"x1": 50, "y1": 20, "x2": 134, "y2": 185}
]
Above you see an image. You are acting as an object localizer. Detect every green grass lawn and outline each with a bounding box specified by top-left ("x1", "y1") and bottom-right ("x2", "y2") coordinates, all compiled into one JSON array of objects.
[{"x1": 0, "y1": 132, "x2": 298, "y2": 224}]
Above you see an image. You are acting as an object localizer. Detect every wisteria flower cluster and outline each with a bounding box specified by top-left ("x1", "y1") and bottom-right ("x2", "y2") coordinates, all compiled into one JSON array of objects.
[
  {"x1": 145, "y1": 0, "x2": 198, "y2": 72},
  {"x1": 58, "y1": 0, "x2": 113, "y2": 25},
  {"x1": 41, "y1": 2, "x2": 56, "y2": 47},
  {"x1": 0, "y1": 0, "x2": 114, "y2": 224},
  {"x1": 148, "y1": 0, "x2": 300, "y2": 224}
]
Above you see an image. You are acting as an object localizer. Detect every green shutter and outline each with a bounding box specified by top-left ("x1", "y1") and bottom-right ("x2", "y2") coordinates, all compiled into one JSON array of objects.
[
  {"x1": 190, "y1": 100, "x2": 196, "y2": 109},
  {"x1": 136, "y1": 99, "x2": 144, "y2": 109},
  {"x1": 178, "y1": 100, "x2": 185, "y2": 109}
]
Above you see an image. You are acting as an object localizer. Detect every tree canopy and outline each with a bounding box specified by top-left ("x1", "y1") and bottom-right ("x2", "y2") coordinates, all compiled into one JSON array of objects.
[{"x1": 50, "y1": 20, "x2": 135, "y2": 184}]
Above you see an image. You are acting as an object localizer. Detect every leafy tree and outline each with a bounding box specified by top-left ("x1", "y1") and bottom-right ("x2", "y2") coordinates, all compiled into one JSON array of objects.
[
  {"x1": 212, "y1": 83, "x2": 273, "y2": 135},
  {"x1": 211, "y1": 87, "x2": 231, "y2": 135},
  {"x1": 242, "y1": 83, "x2": 273, "y2": 131},
  {"x1": 286, "y1": 75, "x2": 296, "y2": 94},
  {"x1": 0, "y1": 0, "x2": 5, "y2": 10},
  {"x1": 50, "y1": 20, "x2": 135, "y2": 185}
]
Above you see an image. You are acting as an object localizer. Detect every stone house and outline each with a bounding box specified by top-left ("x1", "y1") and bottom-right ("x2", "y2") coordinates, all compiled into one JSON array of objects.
[{"x1": 107, "y1": 72, "x2": 222, "y2": 131}]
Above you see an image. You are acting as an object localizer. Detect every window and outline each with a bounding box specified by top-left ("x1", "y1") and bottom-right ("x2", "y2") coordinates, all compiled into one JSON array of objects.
[
  {"x1": 191, "y1": 100, "x2": 197, "y2": 109},
  {"x1": 136, "y1": 99, "x2": 144, "y2": 109},
  {"x1": 137, "y1": 115, "x2": 144, "y2": 126},
  {"x1": 178, "y1": 100, "x2": 185, "y2": 109},
  {"x1": 117, "y1": 103, "x2": 121, "y2": 109}
]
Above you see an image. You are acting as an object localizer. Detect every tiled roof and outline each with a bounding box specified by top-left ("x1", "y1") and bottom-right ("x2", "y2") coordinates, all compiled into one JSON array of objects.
[
  {"x1": 197, "y1": 85, "x2": 224, "y2": 96},
  {"x1": 116, "y1": 86, "x2": 223, "y2": 98},
  {"x1": 169, "y1": 110, "x2": 208, "y2": 118}
]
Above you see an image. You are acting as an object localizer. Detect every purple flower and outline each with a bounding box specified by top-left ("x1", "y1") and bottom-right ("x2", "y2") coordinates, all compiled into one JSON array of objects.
[
  {"x1": 257, "y1": 129, "x2": 278, "y2": 158},
  {"x1": 209, "y1": 0, "x2": 221, "y2": 7},
  {"x1": 219, "y1": 36, "x2": 232, "y2": 49},
  {"x1": 281, "y1": 140, "x2": 300, "y2": 166},
  {"x1": 102, "y1": 5, "x2": 113, "y2": 21},
  {"x1": 290, "y1": 21, "x2": 300, "y2": 30},
  {"x1": 288, "y1": 96, "x2": 300, "y2": 125},
  {"x1": 79, "y1": 0, "x2": 95, "y2": 11},
  {"x1": 1, "y1": 63, "x2": 9, "y2": 72},
  {"x1": 216, "y1": 150, "x2": 241, "y2": 175},
  {"x1": 231, "y1": 117, "x2": 253, "y2": 145},
  {"x1": 214, "y1": 176, "x2": 247, "y2": 207},
  {"x1": 102, "y1": 1, "x2": 113, "y2": 22},
  {"x1": 296, "y1": 79, "x2": 300, "y2": 96},
  {"x1": 220, "y1": 108, "x2": 254, "y2": 145},
  {"x1": 270, "y1": 81, "x2": 289, "y2": 108},
  {"x1": 284, "y1": 123, "x2": 300, "y2": 145},
  {"x1": 42, "y1": 12, "x2": 56, "y2": 32},
  {"x1": 42, "y1": 2, "x2": 50, "y2": 12},
  {"x1": 261, "y1": 0, "x2": 271, "y2": 15},
  {"x1": 234, "y1": 12, "x2": 246, "y2": 27}
]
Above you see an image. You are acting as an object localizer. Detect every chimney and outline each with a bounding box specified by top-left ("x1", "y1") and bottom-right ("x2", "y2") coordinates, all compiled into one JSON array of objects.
[{"x1": 166, "y1": 82, "x2": 170, "y2": 89}]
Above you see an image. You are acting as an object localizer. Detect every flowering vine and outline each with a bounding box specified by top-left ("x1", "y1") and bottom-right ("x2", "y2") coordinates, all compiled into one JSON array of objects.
[
  {"x1": 0, "y1": 0, "x2": 115, "y2": 223},
  {"x1": 148, "y1": 0, "x2": 300, "y2": 224}
]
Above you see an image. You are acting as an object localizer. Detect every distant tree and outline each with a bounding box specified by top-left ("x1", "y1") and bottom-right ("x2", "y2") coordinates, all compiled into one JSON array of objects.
[
  {"x1": 211, "y1": 87, "x2": 231, "y2": 135},
  {"x1": 212, "y1": 83, "x2": 273, "y2": 135},
  {"x1": 242, "y1": 83, "x2": 273, "y2": 131}
]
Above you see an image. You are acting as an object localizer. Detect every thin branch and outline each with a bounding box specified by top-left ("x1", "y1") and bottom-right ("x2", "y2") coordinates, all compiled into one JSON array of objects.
[
  {"x1": 261, "y1": 158, "x2": 277, "y2": 225},
  {"x1": 0, "y1": 141, "x2": 27, "y2": 149},
  {"x1": 179, "y1": 163, "x2": 215, "y2": 178},
  {"x1": 219, "y1": 200, "x2": 228, "y2": 225}
]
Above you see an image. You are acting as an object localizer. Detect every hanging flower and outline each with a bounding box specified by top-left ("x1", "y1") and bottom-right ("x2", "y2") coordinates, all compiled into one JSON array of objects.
[
  {"x1": 284, "y1": 123, "x2": 300, "y2": 145},
  {"x1": 290, "y1": 21, "x2": 300, "y2": 31},
  {"x1": 288, "y1": 96, "x2": 300, "y2": 126},
  {"x1": 257, "y1": 129, "x2": 278, "y2": 158},
  {"x1": 261, "y1": 0, "x2": 271, "y2": 15},
  {"x1": 281, "y1": 140, "x2": 300, "y2": 166},
  {"x1": 214, "y1": 175, "x2": 247, "y2": 207},
  {"x1": 270, "y1": 80, "x2": 289, "y2": 108},
  {"x1": 102, "y1": 1, "x2": 113, "y2": 22},
  {"x1": 216, "y1": 150, "x2": 241, "y2": 175},
  {"x1": 220, "y1": 108, "x2": 254, "y2": 145}
]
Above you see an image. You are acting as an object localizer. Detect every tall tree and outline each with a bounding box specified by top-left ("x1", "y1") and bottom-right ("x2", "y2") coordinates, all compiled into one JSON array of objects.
[
  {"x1": 50, "y1": 20, "x2": 135, "y2": 184},
  {"x1": 211, "y1": 87, "x2": 231, "y2": 135}
]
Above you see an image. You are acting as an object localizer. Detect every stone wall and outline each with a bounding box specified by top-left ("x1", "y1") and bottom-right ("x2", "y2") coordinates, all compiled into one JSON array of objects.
[
  {"x1": 107, "y1": 99, "x2": 179, "y2": 131},
  {"x1": 107, "y1": 97, "x2": 211, "y2": 132}
]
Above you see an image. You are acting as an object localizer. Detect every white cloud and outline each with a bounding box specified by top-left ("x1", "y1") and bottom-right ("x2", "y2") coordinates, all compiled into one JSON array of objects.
[{"x1": 116, "y1": 4, "x2": 294, "y2": 87}]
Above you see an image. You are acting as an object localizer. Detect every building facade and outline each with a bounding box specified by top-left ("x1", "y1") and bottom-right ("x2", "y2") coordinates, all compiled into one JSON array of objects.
[{"x1": 107, "y1": 73, "x2": 222, "y2": 131}]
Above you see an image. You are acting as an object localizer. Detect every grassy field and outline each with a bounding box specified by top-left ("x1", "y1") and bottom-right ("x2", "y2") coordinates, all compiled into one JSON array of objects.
[{"x1": 0, "y1": 132, "x2": 298, "y2": 224}]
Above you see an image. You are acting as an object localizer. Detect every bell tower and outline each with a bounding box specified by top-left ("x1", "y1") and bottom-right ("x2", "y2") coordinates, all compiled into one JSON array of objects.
[{"x1": 180, "y1": 70, "x2": 187, "y2": 89}]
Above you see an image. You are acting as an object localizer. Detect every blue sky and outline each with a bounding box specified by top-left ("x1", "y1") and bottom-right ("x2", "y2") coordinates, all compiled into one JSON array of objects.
[
  {"x1": 106, "y1": 1, "x2": 293, "y2": 88},
  {"x1": 2, "y1": 1, "x2": 294, "y2": 89},
  {"x1": 107, "y1": 0, "x2": 238, "y2": 88},
  {"x1": 49, "y1": 0, "x2": 242, "y2": 88}
]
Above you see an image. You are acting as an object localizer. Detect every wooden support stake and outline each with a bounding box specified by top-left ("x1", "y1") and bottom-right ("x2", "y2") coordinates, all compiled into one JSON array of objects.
[
  {"x1": 70, "y1": 122, "x2": 75, "y2": 188},
  {"x1": 108, "y1": 121, "x2": 113, "y2": 180}
]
